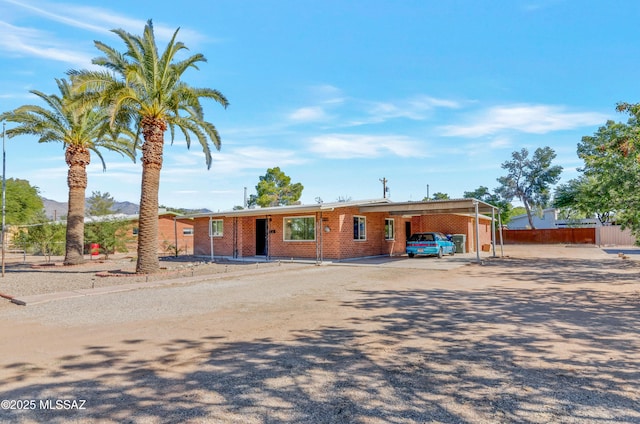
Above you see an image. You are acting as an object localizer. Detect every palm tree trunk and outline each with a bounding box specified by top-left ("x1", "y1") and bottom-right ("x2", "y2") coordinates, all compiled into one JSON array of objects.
[
  {"x1": 136, "y1": 117, "x2": 166, "y2": 274},
  {"x1": 64, "y1": 146, "x2": 90, "y2": 265}
]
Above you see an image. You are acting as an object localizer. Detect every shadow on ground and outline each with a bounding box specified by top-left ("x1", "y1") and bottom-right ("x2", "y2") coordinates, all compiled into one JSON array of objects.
[
  {"x1": 480, "y1": 256, "x2": 640, "y2": 286},
  {"x1": 2, "y1": 259, "x2": 640, "y2": 423}
]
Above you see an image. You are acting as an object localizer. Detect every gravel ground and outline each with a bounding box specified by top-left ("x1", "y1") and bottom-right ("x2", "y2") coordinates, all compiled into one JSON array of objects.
[
  {"x1": 0, "y1": 245, "x2": 639, "y2": 423},
  {"x1": 0, "y1": 253, "x2": 294, "y2": 301}
]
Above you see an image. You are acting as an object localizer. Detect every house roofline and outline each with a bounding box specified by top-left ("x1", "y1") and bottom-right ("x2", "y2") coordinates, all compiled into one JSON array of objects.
[
  {"x1": 181, "y1": 198, "x2": 391, "y2": 219},
  {"x1": 181, "y1": 197, "x2": 499, "y2": 220}
]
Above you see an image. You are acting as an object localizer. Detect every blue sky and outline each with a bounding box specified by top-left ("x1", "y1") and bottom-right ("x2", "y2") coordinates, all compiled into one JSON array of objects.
[{"x1": 1, "y1": 0, "x2": 639, "y2": 211}]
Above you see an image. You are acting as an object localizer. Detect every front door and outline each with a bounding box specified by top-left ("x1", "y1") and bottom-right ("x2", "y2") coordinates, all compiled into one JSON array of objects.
[{"x1": 256, "y1": 218, "x2": 267, "y2": 256}]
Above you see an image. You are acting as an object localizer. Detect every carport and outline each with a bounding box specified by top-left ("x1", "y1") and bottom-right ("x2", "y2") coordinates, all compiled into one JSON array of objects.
[{"x1": 358, "y1": 198, "x2": 503, "y2": 262}]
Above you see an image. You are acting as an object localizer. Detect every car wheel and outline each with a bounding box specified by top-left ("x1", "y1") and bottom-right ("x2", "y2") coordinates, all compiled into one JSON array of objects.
[
  {"x1": 450, "y1": 245, "x2": 456, "y2": 256},
  {"x1": 437, "y1": 248, "x2": 443, "y2": 259},
  {"x1": 408, "y1": 253, "x2": 415, "y2": 258}
]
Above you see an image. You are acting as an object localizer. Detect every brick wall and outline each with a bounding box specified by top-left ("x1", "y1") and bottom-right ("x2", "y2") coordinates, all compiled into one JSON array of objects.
[
  {"x1": 193, "y1": 217, "x2": 242, "y2": 257},
  {"x1": 330, "y1": 208, "x2": 409, "y2": 260},
  {"x1": 122, "y1": 215, "x2": 195, "y2": 254},
  {"x1": 411, "y1": 214, "x2": 493, "y2": 253},
  {"x1": 192, "y1": 208, "x2": 410, "y2": 260},
  {"x1": 157, "y1": 215, "x2": 195, "y2": 255}
]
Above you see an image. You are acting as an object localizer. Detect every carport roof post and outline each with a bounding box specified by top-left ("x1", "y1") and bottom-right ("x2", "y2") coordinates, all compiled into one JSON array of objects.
[{"x1": 358, "y1": 198, "x2": 502, "y2": 260}]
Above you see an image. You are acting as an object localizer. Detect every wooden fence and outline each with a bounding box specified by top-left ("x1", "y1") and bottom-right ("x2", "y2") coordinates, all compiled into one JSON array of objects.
[
  {"x1": 503, "y1": 228, "x2": 595, "y2": 244},
  {"x1": 503, "y1": 226, "x2": 637, "y2": 246}
]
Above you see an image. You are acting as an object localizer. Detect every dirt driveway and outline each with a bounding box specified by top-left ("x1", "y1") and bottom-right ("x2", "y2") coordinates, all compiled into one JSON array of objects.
[{"x1": 0, "y1": 245, "x2": 639, "y2": 423}]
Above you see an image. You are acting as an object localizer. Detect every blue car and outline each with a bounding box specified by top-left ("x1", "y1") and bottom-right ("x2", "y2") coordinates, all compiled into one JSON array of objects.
[{"x1": 406, "y1": 232, "x2": 456, "y2": 258}]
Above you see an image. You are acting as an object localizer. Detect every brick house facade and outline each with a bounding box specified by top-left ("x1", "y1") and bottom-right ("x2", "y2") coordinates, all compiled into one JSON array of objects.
[
  {"x1": 122, "y1": 212, "x2": 195, "y2": 255},
  {"x1": 188, "y1": 199, "x2": 496, "y2": 261},
  {"x1": 192, "y1": 204, "x2": 410, "y2": 261},
  {"x1": 411, "y1": 213, "x2": 493, "y2": 253}
]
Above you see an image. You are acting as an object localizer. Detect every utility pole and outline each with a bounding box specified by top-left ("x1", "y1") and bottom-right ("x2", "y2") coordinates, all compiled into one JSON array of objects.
[
  {"x1": 426, "y1": 184, "x2": 430, "y2": 200},
  {"x1": 2, "y1": 123, "x2": 6, "y2": 277},
  {"x1": 379, "y1": 177, "x2": 388, "y2": 199}
]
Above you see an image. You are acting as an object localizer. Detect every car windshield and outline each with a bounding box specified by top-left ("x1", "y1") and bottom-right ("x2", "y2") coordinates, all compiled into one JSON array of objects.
[{"x1": 409, "y1": 233, "x2": 434, "y2": 242}]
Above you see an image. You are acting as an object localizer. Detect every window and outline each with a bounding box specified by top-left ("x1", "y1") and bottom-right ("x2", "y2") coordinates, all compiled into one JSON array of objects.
[
  {"x1": 353, "y1": 216, "x2": 366, "y2": 240},
  {"x1": 385, "y1": 218, "x2": 395, "y2": 240},
  {"x1": 132, "y1": 227, "x2": 139, "y2": 236},
  {"x1": 284, "y1": 216, "x2": 315, "y2": 241},
  {"x1": 210, "y1": 219, "x2": 223, "y2": 237},
  {"x1": 183, "y1": 228, "x2": 194, "y2": 236}
]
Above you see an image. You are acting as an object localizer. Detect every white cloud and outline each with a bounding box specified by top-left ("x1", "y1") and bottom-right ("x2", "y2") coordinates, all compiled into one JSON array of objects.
[
  {"x1": 3, "y1": 0, "x2": 188, "y2": 38},
  {"x1": 410, "y1": 95, "x2": 462, "y2": 109},
  {"x1": 440, "y1": 104, "x2": 608, "y2": 137},
  {"x1": 289, "y1": 88, "x2": 462, "y2": 128},
  {"x1": 0, "y1": 1, "x2": 209, "y2": 67},
  {"x1": 489, "y1": 136, "x2": 513, "y2": 149},
  {"x1": 2, "y1": 0, "x2": 112, "y2": 33},
  {"x1": 0, "y1": 21, "x2": 94, "y2": 65},
  {"x1": 309, "y1": 84, "x2": 346, "y2": 104},
  {"x1": 288, "y1": 106, "x2": 328, "y2": 122},
  {"x1": 44, "y1": 4, "x2": 207, "y2": 45},
  {"x1": 308, "y1": 134, "x2": 424, "y2": 159},
  {"x1": 354, "y1": 95, "x2": 462, "y2": 125},
  {"x1": 207, "y1": 146, "x2": 306, "y2": 175}
]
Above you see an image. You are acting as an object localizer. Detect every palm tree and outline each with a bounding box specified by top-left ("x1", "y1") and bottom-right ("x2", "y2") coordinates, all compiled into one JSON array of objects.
[
  {"x1": 0, "y1": 78, "x2": 134, "y2": 265},
  {"x1": 70, "y1": 20, "x2": 228, "y2": 274}
]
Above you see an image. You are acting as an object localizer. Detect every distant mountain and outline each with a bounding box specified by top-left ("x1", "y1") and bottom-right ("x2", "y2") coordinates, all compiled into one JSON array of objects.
[
  {"x1": 42, "y1": 198, "x2": 68, "y2": 221},
  {"x1": 41, "y1": 197, "x2": 209, "y2": 220},
  {"x1": 42, "y1": 197, "x2": 139, "y2": 220},
  {"x1": 113, "y1": 201, "x2": 140, "y2": 215}
]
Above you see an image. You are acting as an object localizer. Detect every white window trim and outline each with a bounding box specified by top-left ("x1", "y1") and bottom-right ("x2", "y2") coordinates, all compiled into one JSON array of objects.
[
  {"x1": 209, "y1": 219, "x2": 224, "y2": 237},
  {"x1": 354, "y1": 215, "x2": 367, "y2": 241},
  {"x1": 183, "y1": 228, "x2": 194, "y2": 236},
  {"x1": 283, "y1": 215, "x2": 316, "y2": 241},
  {"x1": 385, "y1": 218, "x2": 395, "y2": 241}
]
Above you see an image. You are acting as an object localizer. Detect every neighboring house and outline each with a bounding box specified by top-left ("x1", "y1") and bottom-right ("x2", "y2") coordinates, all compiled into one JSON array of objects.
[
  {"x1": 507, "y1": 208, "x2": 599, "y2": 230},
  {"x1": 86, "y1": 210, "x2": 195, "y2": 255},
  {"x1": 126, "y1": 211, "x2": 195, "y2": 255},
  {"x1": 186, "y1": 198, "x2": 497, "y2": 262}
]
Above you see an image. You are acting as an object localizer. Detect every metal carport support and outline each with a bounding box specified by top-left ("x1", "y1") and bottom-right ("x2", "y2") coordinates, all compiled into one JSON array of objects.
[{"x1": 358, "y1": 198, "x2": 504, "y2": 262}]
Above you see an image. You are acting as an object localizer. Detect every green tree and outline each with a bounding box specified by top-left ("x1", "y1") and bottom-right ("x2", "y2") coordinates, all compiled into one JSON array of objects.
[
  {"x1": 496, "y1": 147, "x2": 563, "y2": 229},
  {"x1": 425, "y1": 192, "x2": 449, "y2": 200},
  {"x1": 0, "y1": 78, "x2": 134, "y2": 266},
  {"x1": 510, "y1": 206, "x2": 527, "y2": 219},
  {"x1": 576, "y1": 117, "x2": 640, "y2": 232},
  {"x1": 463, "y1": 186, "x2": 512, "y2": 225},
  {"x1": 86, "y1": 191, "x2": 117, "y2": 216},
  {"x1": 4, "y1": 178, "x2": 44, "y2": 225},
  {"x1": 17, "y1": 211, "x2": 66, "y2": 262},
  {"x1": 85, "y1": 217, "x2": 133, "y2": 259},
  {"x1": 553, "y1": 176, "x2": 613, "y2": 224},
  {"x1": 70, "y1": 20, "x2": 229, "y2": 274},
  {"x1": 248, "y1": 167, "x2": 304, "y2": 207}
]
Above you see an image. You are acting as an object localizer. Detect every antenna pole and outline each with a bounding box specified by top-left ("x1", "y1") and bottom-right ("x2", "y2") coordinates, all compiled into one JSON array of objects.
[
  {"x1": 2, "y1": 123, "x2": 6, "y2": 277},
  {"x1": 379, "y1": 177, "x2": 388, "y2": 199}
]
